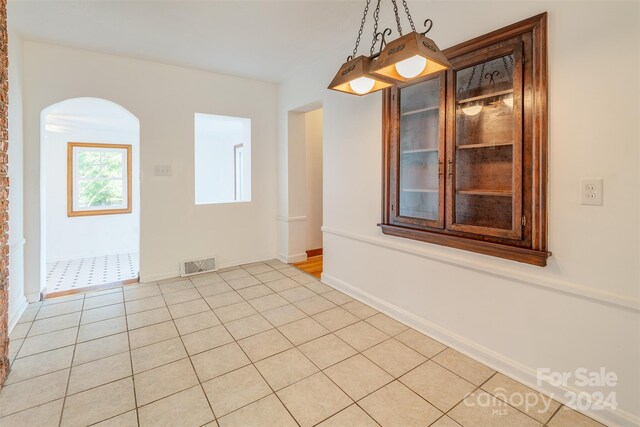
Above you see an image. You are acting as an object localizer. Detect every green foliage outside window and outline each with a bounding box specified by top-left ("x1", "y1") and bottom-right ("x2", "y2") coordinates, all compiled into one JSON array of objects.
[{"x1": 77, "y1": 150, "x2": 125, "y2": 208}]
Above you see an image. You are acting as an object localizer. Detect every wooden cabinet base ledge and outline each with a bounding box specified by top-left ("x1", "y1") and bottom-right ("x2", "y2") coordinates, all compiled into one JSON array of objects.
[{"x1": 380, "y1": 13, "x2": 550, "y2": 267}]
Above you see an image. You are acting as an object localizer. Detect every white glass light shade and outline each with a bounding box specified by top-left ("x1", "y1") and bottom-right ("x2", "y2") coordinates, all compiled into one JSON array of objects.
[
  {"x1": 349, "y1": 77, "x2": 376, "y2": 95},
  {"x1": 395, "y1": 55, "x2": 427, "y2": 79}
]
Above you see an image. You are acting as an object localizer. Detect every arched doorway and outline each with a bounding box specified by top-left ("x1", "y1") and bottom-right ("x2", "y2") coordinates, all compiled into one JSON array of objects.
[{"x1": 40, "y1": 98, "x2": 140, "y2": 295}]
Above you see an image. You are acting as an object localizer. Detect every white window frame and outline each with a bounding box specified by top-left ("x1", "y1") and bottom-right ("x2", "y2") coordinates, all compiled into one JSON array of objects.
[{"x1": 234, "y1": 144, "x2": 244, "y2": 201}]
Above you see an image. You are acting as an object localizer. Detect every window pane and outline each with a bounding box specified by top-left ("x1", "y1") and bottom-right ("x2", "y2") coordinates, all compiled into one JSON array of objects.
[
  {"x1": 78, "y1": 150, "x2": 124, "y2": 179},
  {"x1": 77, "y1": 179, "x2": 124, "y2": 209},
  {"x1": 398, "y1": 78, "x2": 441, "y2": 221},
  {"x1": 454, "y1": 54, "x2": 515, "y2": 230}
]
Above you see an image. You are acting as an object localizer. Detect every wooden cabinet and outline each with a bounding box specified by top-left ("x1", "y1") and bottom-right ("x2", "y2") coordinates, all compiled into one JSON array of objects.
[{"x1": 381, "y1": 13, "x2": 549, "y2": 266}]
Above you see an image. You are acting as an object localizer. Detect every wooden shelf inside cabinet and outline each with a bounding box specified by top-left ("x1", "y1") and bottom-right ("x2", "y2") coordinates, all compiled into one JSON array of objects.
[
  {"x1": 402, "y1": 105, "x2": 439, "y2": 116},
  {"x1": 401, "y1": 148, "x2": 439, "y2": 154},
  {"x1": 400, "y1": 209, "x2": 439, "y2": 219},
  {"x1": 457, "y1": 89, "x2": 513, "y2": 105},
  {"x1": 457, "y1": 189, "x2": 512, "y2": 197},
  {"x1": 402, "y1": 188, "x2": 438, "y2": 193},
  {"x1": 457, "y1": 142, "x2": 513, "y2": 150}
]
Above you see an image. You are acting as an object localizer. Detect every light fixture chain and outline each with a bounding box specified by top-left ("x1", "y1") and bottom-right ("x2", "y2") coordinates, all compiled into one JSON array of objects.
[
  {"x1": 351, "y1": 0, "x2": 372, "y2": 60},
  {"x1": 478, "y1": 62, "x2": 486, "y2": 87},
  {"x1": 465, "y1": 66, "x2": 477, "y2": 92},
  {"x1": 502, "y1": 56, "x2": 511, "y2": 78},
  {"x1": 401, "y1": 0, "x2": 416, "y2": 32},
  {"x1": 370, "y1": 0, "x2": 382, "y2": 55},
  {"x1": 390, "y1": 0, "x2": 403, "y2": 35}
]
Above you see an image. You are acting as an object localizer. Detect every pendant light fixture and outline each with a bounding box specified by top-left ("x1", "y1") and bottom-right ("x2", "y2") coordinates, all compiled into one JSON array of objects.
[
  {"x1": 328, "y1": 55, "x2": 393, "y2": 96},
  {"x1": 329, "y1": 0, "x2": 451, "y2": 95},
  {"x1": 328, "y1": 0, "x2": 394, "y2": 95}
]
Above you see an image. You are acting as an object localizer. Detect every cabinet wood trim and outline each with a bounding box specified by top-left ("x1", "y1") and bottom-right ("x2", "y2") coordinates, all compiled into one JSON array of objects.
[{"x1": 380, "y1": 224, "x2": 550, "y2": 266}]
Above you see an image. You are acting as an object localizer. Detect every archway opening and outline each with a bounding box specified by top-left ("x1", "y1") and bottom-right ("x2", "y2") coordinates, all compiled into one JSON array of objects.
[{"x1": 40, "y1": 97, "x2": 140, "y2": 295}]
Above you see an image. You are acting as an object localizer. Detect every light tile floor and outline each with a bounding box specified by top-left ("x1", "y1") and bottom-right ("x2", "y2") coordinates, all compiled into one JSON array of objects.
[
  {"x1": 3, "y1": 259, "x2": 607, "y2": 427},
  {"x1": 46, "y1": 253, "x2": 139, "y2": 293}
]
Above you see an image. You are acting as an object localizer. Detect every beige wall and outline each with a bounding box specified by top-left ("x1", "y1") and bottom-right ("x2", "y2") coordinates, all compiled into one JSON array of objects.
[
  {"x1": 22, "y1": 41, "x2": 279, "y2": 298},
  {"x1": 278, "y1": 2, "x2": 640, "y2": 425}
]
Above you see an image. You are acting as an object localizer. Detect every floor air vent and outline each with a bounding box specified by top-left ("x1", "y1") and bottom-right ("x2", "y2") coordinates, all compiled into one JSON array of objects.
[{"x1": 181, "y1": 256, "x2": 217, "y2": 277}]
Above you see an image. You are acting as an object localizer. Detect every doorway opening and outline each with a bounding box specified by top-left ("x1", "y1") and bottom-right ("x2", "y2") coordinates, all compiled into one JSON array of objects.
[
  {"x1": 289, "y1": 107, "x2": 323, "y2": 278},
  {"x1": 40, "y1": 98, "x2": 140, "y2": 295}
]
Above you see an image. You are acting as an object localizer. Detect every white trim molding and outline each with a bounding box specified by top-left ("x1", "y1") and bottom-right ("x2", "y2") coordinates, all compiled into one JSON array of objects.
[
  {"x1": 321, "y1": 272, "x2": 640, "y2": 427},
  {"x1": 322, "y1": 226, "x2": 640, "y2": 312},
  {"x1": 277, "y1": 215, "x2": 307, "y2": 223},
  {"x1": 8, "y1": 296, "x2": 29, "y2": 334},
  {"x1": 277, "y1": 252, "x2": 307, "y2": 264}
]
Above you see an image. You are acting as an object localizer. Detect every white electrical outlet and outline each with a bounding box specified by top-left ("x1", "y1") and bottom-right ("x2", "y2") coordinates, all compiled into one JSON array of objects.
[
  {"x1": 580, "y1": 179, "x2": 603, "y2": 206},
  {"x1": 154, "y1": 165, "x2": 172, "y2": 177}
]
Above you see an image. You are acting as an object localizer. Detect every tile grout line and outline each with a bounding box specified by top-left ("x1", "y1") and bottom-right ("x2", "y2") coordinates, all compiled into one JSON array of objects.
[
  {"x1": 193, "y1": 273, "x2": 303, "y2": 426},
  {"x1": 160, "y1": 282, "x2": 219, "y2": 426},
  {"x1": 57, "y1": 293, "x2": 86, "y2": 427},
  {"x1": 5, "y1": 265, "x2": 426, "y2": 424},
  {"x1": 251, "y1": 263, "x2": 389, "y2": 427},
  {"x1": 229, "y1": 264, "x2": 377, "y2": 426},
  {"x1": 267, "y1": 263, "x2": 457, "y2": 426},
  {"x1": 8, "y1": 300, "x2": 43, "y2": 365},
  {"x1": 122, "y1": 284, "x2": 141, "y2": 427},
  {"x1": 97, "y1": 264, "x2": 416, "y2": 422},
  {"x1": 55, "y1": 280, "x2": 561, "y2": 426},
  {"x1": 226, "y1": 264, "x2": 381, "y2": 425},
  {"x1": 5, "y1": 261, "x2": 576, "y2": 427},
  {"x1": 544, "y1": 403, "x2": 564, "y2": 426},
  {"x1": 200, "y1": 266, "x2": 333, "y2": 424}
]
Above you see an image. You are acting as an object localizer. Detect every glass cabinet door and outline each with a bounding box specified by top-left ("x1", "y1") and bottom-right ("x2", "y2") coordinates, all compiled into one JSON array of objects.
[
  {"x1": 447, "y1": 45, "x2": 523, "y2": 239},
  {"x1": 393, "y1": 73, "x2": 445, "y2": 228}
]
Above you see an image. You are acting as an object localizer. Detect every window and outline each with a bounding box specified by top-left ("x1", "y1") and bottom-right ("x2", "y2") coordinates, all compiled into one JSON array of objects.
[
  {"x1": 67, "y1": 142, "x2": 132, "y2": 216},
  {"x1": 234, "y1": 144, "x2": 244, "y2": 201},
  {"x1": 195, "y1": 113, "x2": 251, "y2": 204}
]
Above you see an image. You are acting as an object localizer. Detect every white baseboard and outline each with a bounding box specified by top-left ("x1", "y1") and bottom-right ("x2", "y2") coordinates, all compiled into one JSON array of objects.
[
  {"x1": 139, "y1": 271, "x2": 179, "y2": 283},
  {"x1": 26, "y1": 291, "x2": 42, "y2": 303},
  {"x1": 8, "y1": 296, "x2": 29, "y2": 334},
  {"x1": 140, "y1": 253, "x2": 278, "y2": 283},
  {"x1": 321, "y1": 272, "x2": 639, "y2": 427},
  {"x1": 277, "y1": 252, "x2": 307, "y2": 264},
  {"x1": 276, "y1": 216, "x2": 307, "y2": 223}
]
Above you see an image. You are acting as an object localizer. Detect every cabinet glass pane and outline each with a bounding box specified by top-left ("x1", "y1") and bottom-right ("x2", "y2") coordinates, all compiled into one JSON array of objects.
[
  {"x1": 398, "y1": 78, "x2": 440, "y2": 220},
  {"x1": 454, "y1": 54, "x2": 515, "y2": 230}
]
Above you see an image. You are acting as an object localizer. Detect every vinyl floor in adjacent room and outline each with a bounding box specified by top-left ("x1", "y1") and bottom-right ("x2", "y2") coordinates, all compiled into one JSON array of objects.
[
  {"x1": 46, "y1": 252, "x2": 139, "y2": 294},
  {"x1": 2, "y1": 259, "x2": 604, "y2": 427}
]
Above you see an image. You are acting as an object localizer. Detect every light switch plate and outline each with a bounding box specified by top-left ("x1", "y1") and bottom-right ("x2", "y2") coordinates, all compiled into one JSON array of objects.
[
  {"x1": 580, "y1": 179, "x2": 603, "y2": 206},
  {"x1": 154, "y1": 165, "x2": 172, "y2": 177}
]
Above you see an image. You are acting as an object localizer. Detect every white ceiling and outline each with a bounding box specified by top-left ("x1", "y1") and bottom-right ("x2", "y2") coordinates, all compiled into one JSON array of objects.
[{"x1": 8, "y1": 0, "x2": 369, "y2": 83}]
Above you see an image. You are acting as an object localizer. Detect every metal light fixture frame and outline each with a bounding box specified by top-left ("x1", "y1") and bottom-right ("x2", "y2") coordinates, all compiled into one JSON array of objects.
[
  {"x1": 328, "y1": 0, "x2": 451, "y2": 95},
  {"x1": 370, "y1": 28, "x2": 452, "y2": 82},
  {"x1": 328, "y1": 55, "x2": 393, "y2": 96}
]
